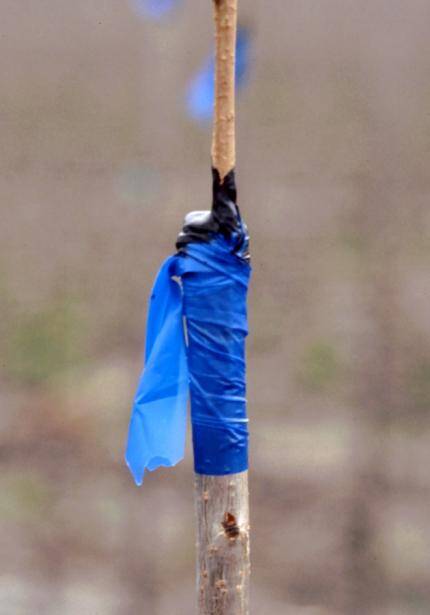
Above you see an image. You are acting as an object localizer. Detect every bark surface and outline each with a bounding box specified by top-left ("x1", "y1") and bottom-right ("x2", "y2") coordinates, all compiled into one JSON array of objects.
[
  {"x1": 195, "y1": 473, "x2": 250, "y2": 615},
  {"x1": 211, "y1": 0, "x2": 238, "y2": 182}
]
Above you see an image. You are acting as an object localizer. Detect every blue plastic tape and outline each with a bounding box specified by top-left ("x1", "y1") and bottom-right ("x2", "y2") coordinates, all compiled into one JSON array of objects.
[
  {"x1": 125, "y1": 234, "x2": 251, "y2": 484},
  {"x1": 125, "y1": 256, "x2": 189, "y2": 486}
]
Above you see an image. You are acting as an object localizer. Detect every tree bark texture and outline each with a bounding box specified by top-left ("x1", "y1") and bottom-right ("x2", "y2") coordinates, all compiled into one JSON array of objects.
[
  {"x1": 195, "y1": 473, "x2": 250, "y2": 615},
  {"x1": 211, "y1": 0, "x2": 238, "y2": 182}
]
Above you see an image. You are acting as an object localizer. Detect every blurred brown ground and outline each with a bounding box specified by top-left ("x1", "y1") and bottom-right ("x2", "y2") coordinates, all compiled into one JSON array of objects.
[{"x1": 1, "y1": 1, "x2": 430, "y2": 613}]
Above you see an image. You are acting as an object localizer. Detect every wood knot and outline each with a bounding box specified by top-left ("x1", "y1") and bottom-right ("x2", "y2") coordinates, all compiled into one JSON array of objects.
[{"x1": 222, "y1": 512, "x2": 240, "y2": 538}]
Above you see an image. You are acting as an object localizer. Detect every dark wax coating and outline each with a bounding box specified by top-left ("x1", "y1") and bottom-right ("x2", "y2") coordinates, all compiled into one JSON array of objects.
[{"x1": 177, "y1": 168, "x2": 249, "y2": 260}]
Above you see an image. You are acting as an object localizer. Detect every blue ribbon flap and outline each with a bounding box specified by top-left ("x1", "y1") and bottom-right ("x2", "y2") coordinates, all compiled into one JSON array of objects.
[{"x1": 125, "y1": 256, "x2": 188, "y2": 485}]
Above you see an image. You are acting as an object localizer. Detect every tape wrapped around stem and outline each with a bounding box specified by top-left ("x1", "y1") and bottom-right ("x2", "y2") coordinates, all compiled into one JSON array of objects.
[{"x1": 125, "y1": 170, "x2": 250, "y2": 484}]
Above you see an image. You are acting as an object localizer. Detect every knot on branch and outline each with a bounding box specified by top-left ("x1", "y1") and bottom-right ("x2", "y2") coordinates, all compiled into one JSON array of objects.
[{"x1": 222, "y1": 512, "x2": 240, "y2": 538}]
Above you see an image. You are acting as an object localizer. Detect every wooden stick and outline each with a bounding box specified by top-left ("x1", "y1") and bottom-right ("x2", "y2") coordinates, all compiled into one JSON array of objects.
[
  {"x1": 194, "y1": 2, "x2": 250, "y2": 613},
  {"x1": 211, "y1": 0, "x2": 237, "y2": 182},
  {"x1": 195, "y1": 474, "x2": 250, "y2": 614}
]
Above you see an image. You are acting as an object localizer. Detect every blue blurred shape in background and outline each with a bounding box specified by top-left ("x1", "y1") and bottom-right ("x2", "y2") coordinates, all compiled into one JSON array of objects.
[
  {"x1": 187, "y1": 25, "x2": 251, "y2": 122},
  {"x1": 131, "y1": 0, "x2": 180, "y2": 20}
]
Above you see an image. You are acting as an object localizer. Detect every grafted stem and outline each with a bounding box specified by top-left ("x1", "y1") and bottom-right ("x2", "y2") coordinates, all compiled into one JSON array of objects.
[
  {"x1": 194, "y1": 3, "x2": 250, "y2": 613},
  {"x1": 211, "y1": 0, "x2": 238, "y2": 182}
]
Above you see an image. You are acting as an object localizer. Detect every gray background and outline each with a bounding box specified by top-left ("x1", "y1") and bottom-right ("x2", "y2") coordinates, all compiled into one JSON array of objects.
[{"x1": 1, "y1": 1, "x2": 430, "y2": 613}]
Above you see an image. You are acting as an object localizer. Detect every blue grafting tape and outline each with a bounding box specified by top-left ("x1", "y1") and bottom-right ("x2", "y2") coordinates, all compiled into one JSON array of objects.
[
  {"x1": 177, "y1": 238, "x2": 251, "y2": 475},
  {"x1": 125, "y1": 256, "x2": 189, "y2": 486},
  {"x1": 125, "y1": 234, "x2": 251, "y2": 484}
]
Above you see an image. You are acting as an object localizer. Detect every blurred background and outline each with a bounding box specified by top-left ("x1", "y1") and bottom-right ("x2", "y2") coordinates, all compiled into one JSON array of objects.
[{"x1": 1, "y1": 1, "x2": 430, "y2": 613}]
